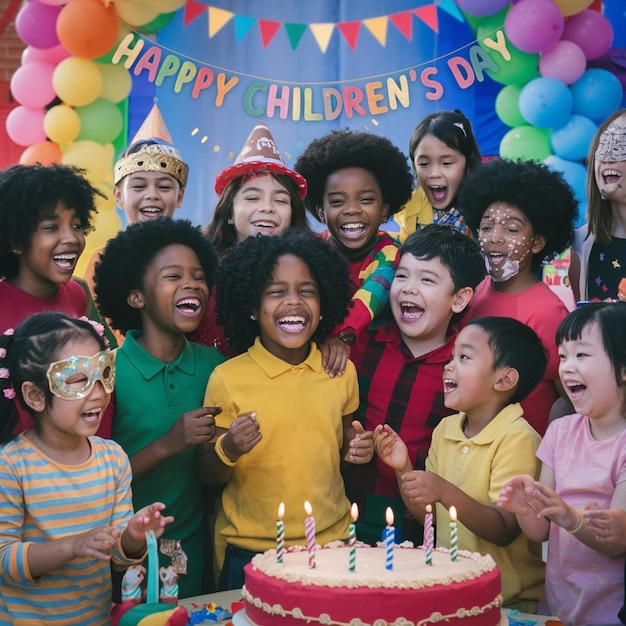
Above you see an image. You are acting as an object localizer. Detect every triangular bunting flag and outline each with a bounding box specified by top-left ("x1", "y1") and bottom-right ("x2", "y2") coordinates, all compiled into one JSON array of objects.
[
  {"x1": 208, "y1": 6, "x2": 234, "y2": 37},
  {"x1": 259, "y1": 19, "x2": 281, "y2": 48},
  {"x1": 389, "y1": 11, "x2": 413, "y2": 41},
  {"x1": 337, "y1": 21, "x2": 361, "y2": 51},
  {"x1": 233, "y1": 14, "x2": 256, "y2": 42},
  {"x1": 183, "y1": 0, "x2": 207, "y2": 27},
  {"x1": 310, "y1": 23, "x2": 334, "y2": 53},
  {"x1": 363, "y1": 16, "x2": 388, "y2": 46},
  {"x1": 414, "y1": 4, "x2": 439, "y2": 33},
  {"x1": 437, "y1": 0, "x2": 465, "y2": 22},
  {"x1": 284, "y1": 22, "x2": 307, "y2": 50}
]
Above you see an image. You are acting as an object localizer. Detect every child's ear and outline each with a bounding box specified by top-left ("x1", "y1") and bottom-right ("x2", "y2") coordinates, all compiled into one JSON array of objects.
[
  {"x1": 451, "y1": 287, "x2": 473, "y2": 314},
  {"x1": 381, "y1": 203, "x2": 390, "y2": 222},
  {"x1": 316, "y1": 206, "x2": 326, "y2": 223},
  {"x1": 113, "y1": 184, "x2": 125, "y2": 208},
  {"x1": 531, "y1": 234, "x2": 546, "y2": 255},
  {"x1": 494, "y1": 367, "x2": 519, "y2": 393},
  {"x1": 176, "y1": 187, "x2": 185, "y2": 209},
  {"x1": 21, "y1": 381, "x2": 46, "y2": 413},
  {"x1": 127, "y1": 289, "x2": 145, "y2": 310}
]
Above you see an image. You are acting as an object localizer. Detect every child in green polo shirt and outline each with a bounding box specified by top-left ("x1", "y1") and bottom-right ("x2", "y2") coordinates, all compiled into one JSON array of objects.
[{"x1": 93, "y1": 217, "x2": 225, "y2": 598}]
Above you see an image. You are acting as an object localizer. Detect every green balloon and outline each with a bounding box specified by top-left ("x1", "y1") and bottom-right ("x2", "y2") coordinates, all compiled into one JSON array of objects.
[
  {"x1": 495, "y1": 84, "x2": 527, "y2": 127},
  {"x1": 138, "y1": 11, "x2": 175, "y2": 35},
  {"x1": 499, "y1": 125, "x2": 552, "y2": 161},
  {"x1": 76, "y1": 98, "x2": 124, "y2": 145},
  {"x1": 462, "y1": 7, "x2": 509, "y2": 32}
]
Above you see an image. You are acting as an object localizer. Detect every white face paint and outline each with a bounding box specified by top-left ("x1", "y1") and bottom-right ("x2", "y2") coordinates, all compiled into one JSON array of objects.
[{"x1": 595, "y1": 117, "x2": 626, "y2": 164}]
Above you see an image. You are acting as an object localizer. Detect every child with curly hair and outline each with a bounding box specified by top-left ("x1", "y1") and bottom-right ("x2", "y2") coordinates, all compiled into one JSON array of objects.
[
  {"x1": 198, "y1": 230, "x2": 375, "y2": 590},
  {"x1": 93, "y1": 218, "x2": 225, "y2": 597},
  {"x1": 0, "y1": 163, "x2": 115, "y2": 435},
  {"x1": 294, "y1": 129, "x2": 413, "y2": 376},
  {"x1": 457, "y1": 159, "x2": 577, "y2": 435}
]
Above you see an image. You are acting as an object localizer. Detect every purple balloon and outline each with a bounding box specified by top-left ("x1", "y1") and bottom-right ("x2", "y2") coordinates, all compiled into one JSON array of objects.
[
  {"x1": 15, "y1": 1, "x2": 62, "y2": 50},
  {"x1": 562, "y1": 10, "x2": 614, "y2": 61},
  {"x1": 539, "y1": 40, "x2": 587, "y2": 85},
  {"x1": 504, "y1": 0, "x2": 564, "y2": 54},
  {"x1": 455, "y1": 0, "x2": 511, "y2": 17}
]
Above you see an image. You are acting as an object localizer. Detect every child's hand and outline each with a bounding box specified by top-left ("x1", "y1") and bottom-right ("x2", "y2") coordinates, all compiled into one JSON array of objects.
[
  {"x1": 497, "y1": 474, "x2": 540, "y2": 515},
  {"x1": 71, "y1": 525, "x2": 120, "y2": 561},
  {"x1": 526, "y1": 481, "x2": 579, "y2": 530},
  {"x1": 122, "y1": 502, "x2": 175, "y2": 558},
  {"x1": 400, "y1": 470, "x2": 443, "y2": 506},
  {"x1": 373, "y1": 424, "x2": 410, "y2": 471},
  {"x1": 583, "y1": 505, "x2": 626, "y2": 546},
  {"x1": 346, "y1": 421, "x2": 374, "y2": 464},
  {"x1": 222, "y1": 411, "x2": 262, "y2": 461},
  {"x1": 167, "y1": 406, "x2": 221, "y2": 454},
  {"x1": 320, "y1": 337, "x2": 350, "y2": 378}
]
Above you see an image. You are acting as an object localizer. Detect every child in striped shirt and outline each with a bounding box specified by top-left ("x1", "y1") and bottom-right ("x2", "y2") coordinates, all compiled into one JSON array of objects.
[{"x1": 0, "y1": 312, "x2": 173, "y2": 625}]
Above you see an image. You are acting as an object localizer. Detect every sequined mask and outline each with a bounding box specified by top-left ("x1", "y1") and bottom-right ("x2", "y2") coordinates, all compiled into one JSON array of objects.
[{"x1": 47, "y1": 350, "x2": 116, "y2": 400}]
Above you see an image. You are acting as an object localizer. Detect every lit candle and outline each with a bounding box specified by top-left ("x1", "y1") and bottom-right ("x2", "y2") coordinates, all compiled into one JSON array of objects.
[
  {"x1": 276, "y1": 502, "x2": 285, "y2": 563},
  {"x1": 348, "y1": 502, "x2": 358, "y2": 572},
  {"x1": 424, "y1": 504, "x2": 434, "y2": 566},
  {"x1": 449, "y1": 506, "x2": 458, "y2": 562},
  {"x1": 304, "y1": 500, "x2": 316, "y2": 569},
  {"x1": 384, "y1": 507, "x2": 395, "y2": 571}
]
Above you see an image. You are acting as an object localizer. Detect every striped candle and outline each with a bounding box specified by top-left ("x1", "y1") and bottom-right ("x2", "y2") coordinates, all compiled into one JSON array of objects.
[
  {"x1": 449, "y1": 506, "x2": 458, "y2": 562},
  {"x1": 424, "y1": 504, "x2": 434, "y2": 566},
  {"x1": 384, "y1": 507, "x2": 395, "y2": 571},
  {"x1": 348, "y1": 502, "x2": 358, "y2": 572},
  {"x1": 276, "y1": 502, "x2": 285, "y2": 563},
  {"x1": 304, "y1": 501, "x2": 316, "y2": 569}
]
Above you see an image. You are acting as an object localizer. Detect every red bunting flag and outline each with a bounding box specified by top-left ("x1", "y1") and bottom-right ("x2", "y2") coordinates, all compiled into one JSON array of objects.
[
  {"x1": 337, "y1": 21, "x2": 361, "y2": 51},
  {"x1": 258, "y1": 19, "x2": 281, "y2": 48},
  {"x1": 414, "y1": 4, "x2": 438, "y2": 33},
  {"x1": 389, "y1": 11, "x2": 413, "y2": 40},
  {"x1": 183, "y1": 0, "x2": 207, "y2": 27}
]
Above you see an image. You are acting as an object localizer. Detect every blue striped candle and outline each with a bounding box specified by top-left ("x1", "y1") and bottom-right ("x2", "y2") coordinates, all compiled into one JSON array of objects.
[{"x1": 384, "y1": 507, "x2": 394, "y2": 571}]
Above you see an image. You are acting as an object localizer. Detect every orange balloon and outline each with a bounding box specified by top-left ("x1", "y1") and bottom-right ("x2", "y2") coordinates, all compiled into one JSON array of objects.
[
  {"x1": 19, "y1": 141, "x2": 63, "y2": 166},
  {"x1": 56, "y1": 0, "x2": 120, "y2": 59}
]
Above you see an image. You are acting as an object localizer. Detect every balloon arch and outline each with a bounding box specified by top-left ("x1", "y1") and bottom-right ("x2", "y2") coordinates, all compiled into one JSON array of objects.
[{"x1": 5, "y1": 0, "x2": 622, "y2": 266}]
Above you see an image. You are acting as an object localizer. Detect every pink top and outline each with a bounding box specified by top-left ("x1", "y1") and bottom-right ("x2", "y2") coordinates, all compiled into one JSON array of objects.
[
  {"x1": 461, "y1": 278, "x2": 569, "y2": 436},
  {"x1": 538, "y1": 413, "x2": 626, "y2": 625}
]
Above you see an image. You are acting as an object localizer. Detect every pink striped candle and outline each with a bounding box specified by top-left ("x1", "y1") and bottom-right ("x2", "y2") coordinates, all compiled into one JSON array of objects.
[
  {"x1": 424, "y1": 504, "x2": 434, "y2": 566},
  {"x1": 304, "y1": 500, "x2": 316, "y2": 569},
  {"x1": 276, "y1": 502, "x2": 285, "y2": 563}
]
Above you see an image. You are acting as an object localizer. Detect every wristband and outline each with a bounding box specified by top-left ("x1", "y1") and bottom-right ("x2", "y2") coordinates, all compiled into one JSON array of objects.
[
  {"x1": 214, "y1": 434, "x2": 237, "y2": 467},
  {"x1": 566, "y1": 510, "x2": 585, "y2": 534},
  {"x1": 338, "y1": 330, "x2": 356, "y2": 346}
]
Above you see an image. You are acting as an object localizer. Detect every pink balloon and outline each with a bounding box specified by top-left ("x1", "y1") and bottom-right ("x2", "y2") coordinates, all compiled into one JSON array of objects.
[
  {"x1": 562, "y1": 10, "x2": 614, "y2": 60},
  {"x1": 37, "y1": 0, "x2": 69, "y2": 4},
  {"x1": 15, "y1": 1, "x2": 62, "y2": 49},
  {"x1": 539, "y1": 40, "x2": 587, "y2": 85},
  {"x1": 504, "y1": 0, "x2": 564, "y2": 53},
  {"x1": 10, "y1": 62, "x2": 56, "y2": 108},
  {"x1": 22, "y1": 43, "x2": 71, "y2": 65},
  {"x1": 5, "y1": 106, "x2": 47, "y2": 147}
]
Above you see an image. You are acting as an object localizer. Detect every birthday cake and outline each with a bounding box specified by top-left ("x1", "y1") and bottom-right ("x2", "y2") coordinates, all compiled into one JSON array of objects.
[{"x1": 241, "y1": 542, "x2": 502, "y2": 626}]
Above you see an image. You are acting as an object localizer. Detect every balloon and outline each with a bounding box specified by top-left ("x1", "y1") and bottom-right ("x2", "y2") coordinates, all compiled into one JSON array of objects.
[
  {"x1": 504, "y1": 0, "x2": 563, "y2": 54},
  {"x1": 53, "y1": 57, "x2": 103, "y2": 106},
  {"x1": 10, "y1": 62, "x2": 56, "y2": 109},
  {"x1": 495, "y1": 84, "x2": 527, "y2": 127},
  {"x1": 15, "y1": 1, "x2": 62, "y2": 49},
  {"x1": 98, "y1": 63, "x2": 132, "y2": 103},
  {"x1": 561, "y1": 10, "x2": 614, "y2": 61},
  {"x1": 5, "y1": 106, "x2": 46, "y2": 147},
  {"x1": 76, "y1": 99, "x2": 124, "y2": 144},
  {"x1": 44, "y1": 104, "x2": 81, "y2": 144},
  {"x1": 552, "y1": 0, "x2": 593, "y2": 17},
  {"x1": 137, "y1": 11, "x2": 175, "y2": 34},
  {"x1": 84, "y1": 210, "x2": 123, "y2": 249},
  {"x1": 539, "y1": 40, "x2": 586, "y2": 85},
  {"x1": 571, "y1": 69, "x2": 624, "y2": 123},
  {"x1": 518, "y1": 77, "x2": 573, "y2": 129},
  {"x1": 500, "y1": 125, "x2": 552, "y2": 161},
  {"x1": 19, "y1": 141, "x2": 63, "y2": 166},
  {"x1": 151, "y1": 0, "x2": 186, "y2": 12},
  {"x1": 454, "y1": 0, "x2": 511, "y2": 16},
  {"x1": 22, "y1": 43, "x2": 71, "y2": 65},
  {"x1": 56, "y1": 0, "x2": 120, "y2": 59},
  {"x1": 550, "y1": 114, "x2": 597, "y2": 161},
  {"x1": 61, "y1": 140, "x2": 114, "y2": 184},
  {"x1": 38, "y1": 0, "x2": 69, "y2": 5},
  {"x1": 114, "y1": 0, "x2": 159, "y2": 27},
  {"x1": 544, "y1": 155, "x2": 587, "y2": 228}
]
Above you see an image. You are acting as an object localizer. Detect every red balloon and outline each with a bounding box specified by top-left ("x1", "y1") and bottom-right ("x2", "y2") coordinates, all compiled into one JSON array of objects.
[{"x1": 56, "y1": 0, "x2": 120, "y2": 59}]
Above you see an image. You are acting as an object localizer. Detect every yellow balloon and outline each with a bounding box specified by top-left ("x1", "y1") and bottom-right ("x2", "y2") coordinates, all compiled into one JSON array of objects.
[
  {"x1": 552, "y1": 0, "x2": 593, "y2": 17},
  {"x1": 98, "y1": 62, "x2": 132, "y2": 103},
  {"x1": 152, "y1": 0, "x2": 185, "y2": 12},
  {"x1": 53, "y1": 57, "x2": 103, "y2": 107},
  {"x1": 44, "y1": 104, "x2": 81, "y2": 145},
  {"x1": 87, "y1": 210, "x2": 123, "y2": 248},
  {"x1": 94, "y1": 182, "x2": 116, "y2": 213},
  {"x1": 62, "y1": 140, "x2": 113, "y2": 183},
  {"x1": 114, "y1": 0, "x2": 159, "y2": 27}
]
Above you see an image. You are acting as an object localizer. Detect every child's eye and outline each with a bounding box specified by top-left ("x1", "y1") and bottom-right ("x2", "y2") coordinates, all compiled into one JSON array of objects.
[
  {"x1": 165, "y1": 273, "x2": 181, "y2": 280},
  {"x1": 65, "y1": 373, "x2": 89, "y2": 388},
  {"x1": 394, "y1": 272, "x2": 407, "y2": 280},
  {"x1": 244, "y1": 195, "x2": 260, "y2": 202}
]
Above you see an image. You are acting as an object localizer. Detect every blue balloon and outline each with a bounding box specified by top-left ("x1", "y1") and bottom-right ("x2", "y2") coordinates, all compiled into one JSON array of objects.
[
  {"x1": 519, "y1": 77, "x2": 573, "y2": 129},
  {"x1": 550, "y1": 114, "x2": 598, "y2": 161},
  {"x1": 544, "y1": 155, "x2": 587, "y2": 228},
  {"x1": 571, "y1": 69, "x2": 624, "y2": 123}
]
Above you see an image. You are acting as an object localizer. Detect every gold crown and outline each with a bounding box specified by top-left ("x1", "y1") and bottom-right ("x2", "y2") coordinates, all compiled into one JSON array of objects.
[{"x1": 114, "y1": 150, "x2": 189, "y2": 187}]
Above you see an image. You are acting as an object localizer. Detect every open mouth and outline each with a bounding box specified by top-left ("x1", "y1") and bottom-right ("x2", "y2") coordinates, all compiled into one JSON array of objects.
[
  {"x1": 81, "y1": 408, "x2": 101, "y2": 424},
  {"x1": 566, "y1": 382, "x2": 586, "y2": 401},
  {"x1": 602, "y1": 169, "x2": 622, "y2": 186},
  {"x1": 277, "y1": 314, "x2": 307, "y2": 333},
  {"x1": 53, "y1": 253, "x2": 77, "y2": 271},
  {"x1": 429, "y1": 185, "x2": 448, "y2": 203},
  {"x1": 139, "y1": 207, "x2": 164, "y2": 218},
  {"x1": 443, "y1": 378, "x2": 457, "y2": 393},
  {"x1": 175, "y1": 297, "x2": 202, "y2": 316},
  {"x1": 339, "y1": 222, "x2": 367, "y2": 237},
  {"x1": 252, "y1": 220, "x2": 279, "y2": 232},
  {"x1": 399, "y1": 301, "x2": 424, "y2": 321}
]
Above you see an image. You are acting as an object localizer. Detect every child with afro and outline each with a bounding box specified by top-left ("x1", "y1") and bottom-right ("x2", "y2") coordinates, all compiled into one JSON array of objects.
[
  {"x1": 457, "y1": 159, "x2": 577, "y2": 436},
  {"x1": 294, "y1": 129, "x2": 413, "y2": 376},
  {"x1": 93, "y1": 218, "x2": 225, "y2": 597},
  {"x1": 198, "y1": 230, "x2": 374, "y2": 590}
]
